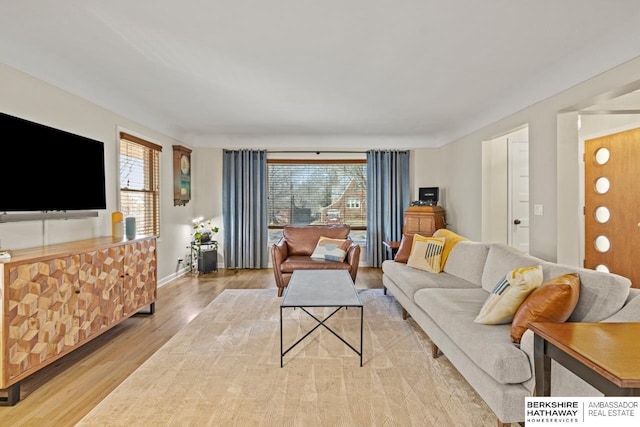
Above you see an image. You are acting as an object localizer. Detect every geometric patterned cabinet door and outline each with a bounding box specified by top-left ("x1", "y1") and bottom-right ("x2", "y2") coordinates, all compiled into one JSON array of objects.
[
  {"x1": 122, "y1": 238, "x2": 157, "y2": 317},
  {"x1": 0, "y1": 236, "x2": 157, "y2": 403}
]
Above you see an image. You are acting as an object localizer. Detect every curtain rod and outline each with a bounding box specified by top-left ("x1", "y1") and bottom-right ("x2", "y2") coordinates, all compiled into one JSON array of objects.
[{"x1": 267, "y1": 150, "x2": 367, "y2": 154}]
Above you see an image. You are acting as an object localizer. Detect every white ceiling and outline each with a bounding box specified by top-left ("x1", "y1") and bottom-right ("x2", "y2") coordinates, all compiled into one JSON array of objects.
[{"x1": 1, "y1": 1, "x2": 640, "y2": 149}]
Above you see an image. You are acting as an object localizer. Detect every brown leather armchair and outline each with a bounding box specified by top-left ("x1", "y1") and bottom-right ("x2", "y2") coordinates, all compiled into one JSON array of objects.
[{"x1": 271, "y1": 225, "x2": 361, "y2": 297}]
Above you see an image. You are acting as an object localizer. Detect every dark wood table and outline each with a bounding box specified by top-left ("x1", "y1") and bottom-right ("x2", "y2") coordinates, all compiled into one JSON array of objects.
[
  {"x1": 529, "y1": 322, "x2": 640, "y2": 397},
  {"x1": 381, "y1": 241, "x2": 400, "y2": 296},
  {"x1": 383, "y1": 240, "x2": 400, "y2": 258}
]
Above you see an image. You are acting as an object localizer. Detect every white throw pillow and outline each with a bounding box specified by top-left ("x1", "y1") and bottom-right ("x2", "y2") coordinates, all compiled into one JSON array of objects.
[
  {"x1": 310, "y1": 236, "x2": 351, "y2": 262},
  {"x1": 474, "y1": 264, "x2": 543, "y2": 324}
]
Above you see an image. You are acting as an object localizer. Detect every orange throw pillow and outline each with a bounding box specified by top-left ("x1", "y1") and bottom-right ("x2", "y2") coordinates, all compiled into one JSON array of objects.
[
  {"x1": 510, "y1": 273, "x2": 581, "y2": 343},
  {"x1": 394, "y1": 234, "x2": 413, "y2": 263}
]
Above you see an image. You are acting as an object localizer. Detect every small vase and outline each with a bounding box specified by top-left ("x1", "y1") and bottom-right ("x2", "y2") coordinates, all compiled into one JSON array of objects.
[{"x1": 125, "y1": 217, "x2": 136, "y2": 240}]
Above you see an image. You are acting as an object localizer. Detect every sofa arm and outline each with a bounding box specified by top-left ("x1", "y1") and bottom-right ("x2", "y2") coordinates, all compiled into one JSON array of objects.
[
  {"x1": 345, "y1": 241, "x2": 361, "y2": 283},
  {"x1": 519, "y1": 329, "x2": 536, "y2": 395}
]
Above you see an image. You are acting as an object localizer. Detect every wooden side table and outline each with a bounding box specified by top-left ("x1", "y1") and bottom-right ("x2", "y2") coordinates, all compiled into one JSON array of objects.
[
  {"x1": 383, "y1": 240, "x2": 400, "y2": 259},
  {"x1": 529, "y1": 322, "x2": 640, "y2": 397},
  {"x1": 381, "y1": 241, "x2": 401, "y2": 296}
]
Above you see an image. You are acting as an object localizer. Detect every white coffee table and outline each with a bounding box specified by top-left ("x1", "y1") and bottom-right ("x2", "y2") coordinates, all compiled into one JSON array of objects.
[{"x1": 280, "y1": 269, "x2": 363, "y2": 367}]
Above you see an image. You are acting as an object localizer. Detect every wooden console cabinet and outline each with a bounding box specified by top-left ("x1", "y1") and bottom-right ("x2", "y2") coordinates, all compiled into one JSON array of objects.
[
  {"x1": 0, "y1": 236, "x2": 157, "y2": 405},
  {"x1": 403, "y1": 206, "x2": 446, "y2": 236}
]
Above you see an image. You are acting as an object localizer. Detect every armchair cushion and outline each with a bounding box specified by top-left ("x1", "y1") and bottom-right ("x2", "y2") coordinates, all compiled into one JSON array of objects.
[{"x1": 283, "y1": 225, "x2": 350, "y2": 255}]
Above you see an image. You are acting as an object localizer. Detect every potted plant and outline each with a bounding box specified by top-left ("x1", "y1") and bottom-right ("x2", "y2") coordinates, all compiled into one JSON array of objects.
[
  {"x1": 190, "y1": 220, "x2": 219, "y2": 273},
  {"x1": 192, "y1": 220, "x2": 219, "y2": 247}
]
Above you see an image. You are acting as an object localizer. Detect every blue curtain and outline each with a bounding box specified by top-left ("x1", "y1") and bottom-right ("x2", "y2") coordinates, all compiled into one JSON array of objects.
[
  {"x1": 222, "y1": 149, "x2": 269, "y2": 268},
  {"x1": 366, "y1": 150, "x2": 410, "y2": 267}
]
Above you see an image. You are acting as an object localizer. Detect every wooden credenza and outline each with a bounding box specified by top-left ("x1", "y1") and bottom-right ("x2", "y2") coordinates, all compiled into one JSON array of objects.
[
  {"x1": 0, "y1": 236, "x2": 157, "y2": 404},
  {"x1": 403, "y1": 206, "x2": 446, "y2": 236}
]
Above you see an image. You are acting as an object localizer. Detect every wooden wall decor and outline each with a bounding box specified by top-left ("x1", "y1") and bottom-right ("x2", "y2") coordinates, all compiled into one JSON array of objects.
[{"x1": 173, "y1": 145, "x2": 192, "y2": 206}]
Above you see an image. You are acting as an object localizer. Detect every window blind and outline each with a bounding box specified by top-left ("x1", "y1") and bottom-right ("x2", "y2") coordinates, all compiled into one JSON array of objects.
[
  {"x1": 267, "y1": 159, "x2": 367, "y2": 229},
  {"x1": 119, "y1": 133, "x2": 162, "y2": 237}
]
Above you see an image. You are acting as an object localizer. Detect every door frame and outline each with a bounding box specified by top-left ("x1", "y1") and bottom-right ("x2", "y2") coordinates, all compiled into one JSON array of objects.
[{"x1": 507, "y1": 138, "x2": 529, "y2": 252}]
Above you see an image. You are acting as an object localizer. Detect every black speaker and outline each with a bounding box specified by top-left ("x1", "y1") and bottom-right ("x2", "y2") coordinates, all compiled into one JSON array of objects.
[
  {"x1": 198, "y1": 249, "x2": 218, "y2": 273},
  {"x1": 418, "y1": 187, "x2": 439, "y2": 205}
]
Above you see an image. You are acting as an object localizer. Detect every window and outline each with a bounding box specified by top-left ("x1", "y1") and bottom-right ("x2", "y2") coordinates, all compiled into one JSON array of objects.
[
  {"x1": 346, "y1": 199, "x2": 361, "y2": 209},
  {"x1": 267, "y1": 159, "x2": 367, "y2": 243},
  {"x1": 119, "y1": 132, "x2": 162, "y2": 237}
]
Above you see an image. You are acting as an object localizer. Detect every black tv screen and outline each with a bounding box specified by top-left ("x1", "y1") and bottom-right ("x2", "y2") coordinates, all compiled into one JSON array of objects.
[{"x1": 0, "y1": 111, "x2": 107, "y2": 212}]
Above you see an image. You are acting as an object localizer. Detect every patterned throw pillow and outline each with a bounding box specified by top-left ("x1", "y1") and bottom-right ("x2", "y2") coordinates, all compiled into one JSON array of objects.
[
  {"x1": 474, "y1": 265, "x2": 543, "y2": 325},
  {"x1": 310, "y1": 236, "x2": 351, "y2": 262},
  {"x1": 407, "y1": 234, "x2": 446, "y2": 273},
  {"x1": 510, "y1": 273, "x2": 581, "y2": 343}
]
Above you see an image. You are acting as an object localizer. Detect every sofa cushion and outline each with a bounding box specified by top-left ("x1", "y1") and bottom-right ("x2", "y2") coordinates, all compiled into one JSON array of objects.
[
  {"x1": 510, "y1": 273, "x2": 581, "y2": 343},
  {"x1": 310, "y1": 236, "x2": 351, "y2": 261},
  {"x1": 475, "y1": 265, "x2": 543, "y2": 325},
  {"x1": 394, "y1": 233, "x2": 413, "y2": 263},
  {"x1": 414, "y1": 288, "x2": 532, "y2": 385},
  {"x1": 540, "y1": 262, "x2": 631, "y2": 322},
  {"x1": 481, "y1": 244, "x2": 544, "y2": 293},
  {"x1": 382, "y1": 260, "x2": 478, "y2": 300},
  {"x1": 283, "y1": 225, "x2": 351, "y2": 256},
  {"x1": 407, "y1": 235, "x2": 445, "y2": 273},
  {"x1": 432, "y1": 228, "x2": 469, "y2": 270},
  {"x1": 443, "y1": 241, "x2": 490, "y2": 286},
  {"x1": 604, "y1": 290, "x2": 640, "y2": 322},
  {"x1": 281, "y1": 255, "x2": 351, "y2": 273}
]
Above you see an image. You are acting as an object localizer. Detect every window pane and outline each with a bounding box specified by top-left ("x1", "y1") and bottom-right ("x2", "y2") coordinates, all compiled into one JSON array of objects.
[
  {"x1": 119, "y1": 134, "x2": 161, "y2": 237},
  {"x1": 267, "y1": 162, "x2": 367, "y2": 228}
]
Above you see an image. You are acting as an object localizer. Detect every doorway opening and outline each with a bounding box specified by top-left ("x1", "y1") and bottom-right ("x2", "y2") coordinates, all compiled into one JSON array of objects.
[
  {"x1": 481, "y1": 126, "x2": 529, "y2": 252},
  {"x1": 556, "y1": 85, "x2": 640, "y2": 282}
]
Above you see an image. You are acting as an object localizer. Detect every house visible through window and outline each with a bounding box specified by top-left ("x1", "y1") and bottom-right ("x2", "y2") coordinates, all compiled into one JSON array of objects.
[
  {"x1": 267, "y1": 159, "x2": 367, "y2": 244},
  {"x1": 346, "y1": 199, "x2": 361, "y2": 209},
  {"x1": 119, "y1": 132, "x2": 162, "y2": 237}
]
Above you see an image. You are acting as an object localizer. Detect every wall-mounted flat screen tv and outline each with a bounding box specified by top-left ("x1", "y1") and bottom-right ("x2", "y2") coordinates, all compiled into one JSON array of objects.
[{"x1": 0, "y1": 111, "x2": 107, "y2": 212}]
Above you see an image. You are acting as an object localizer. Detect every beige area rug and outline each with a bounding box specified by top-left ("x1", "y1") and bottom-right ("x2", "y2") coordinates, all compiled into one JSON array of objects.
[{"x1": 77, "y1": 289, "x2": 496, "y2": 426}]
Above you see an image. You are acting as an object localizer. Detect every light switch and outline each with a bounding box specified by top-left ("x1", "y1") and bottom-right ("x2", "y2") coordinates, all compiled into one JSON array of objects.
[{"x1": 534, "y1": 204, "x2": 544, "y2": 216}]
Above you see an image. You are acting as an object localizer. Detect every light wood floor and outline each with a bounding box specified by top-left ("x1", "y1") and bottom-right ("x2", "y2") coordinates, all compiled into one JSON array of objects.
[{"x1": 0, "y1": 267, "x2": 383, "y2": 427}]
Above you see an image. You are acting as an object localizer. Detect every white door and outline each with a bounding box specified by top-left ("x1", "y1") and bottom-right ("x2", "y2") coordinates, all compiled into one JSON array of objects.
[{"x1": 508, "y1": 140, "x2": 530, "y2": 253}]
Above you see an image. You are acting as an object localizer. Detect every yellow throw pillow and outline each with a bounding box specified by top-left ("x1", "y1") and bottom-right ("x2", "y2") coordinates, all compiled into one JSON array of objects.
[
  {"x1": 432, "y1": 228, "x2": 468, "y2": 270},
  {"x1": 407, "y1": 234, "x2": 446, "y2": 273},
  {"x1": 474, "y1": 265, "x2": 543, "y2": 325}
]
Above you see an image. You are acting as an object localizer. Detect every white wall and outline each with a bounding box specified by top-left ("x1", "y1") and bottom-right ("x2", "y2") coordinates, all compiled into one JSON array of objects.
[
  {"x1": 482, "y1": 135, "x2": 508, "y2": 243},
  {"x1": 438, "y1": 55, "x2": 640, "y2": 262},
  {"x1": 0, "y1": 62, "x2": 197, "y2": 285},
  {"x1": 436, "y1": 136, "x2": 484, "y2": 240},
  {"x1": 410, "y1": 148, "x2": 441, "y2": 202}
]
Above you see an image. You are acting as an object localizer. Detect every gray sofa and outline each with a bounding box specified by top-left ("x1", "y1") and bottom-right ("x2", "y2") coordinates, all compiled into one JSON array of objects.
[{"x1": 382, "y1": 238, "x2": 640, "y2": 427}]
